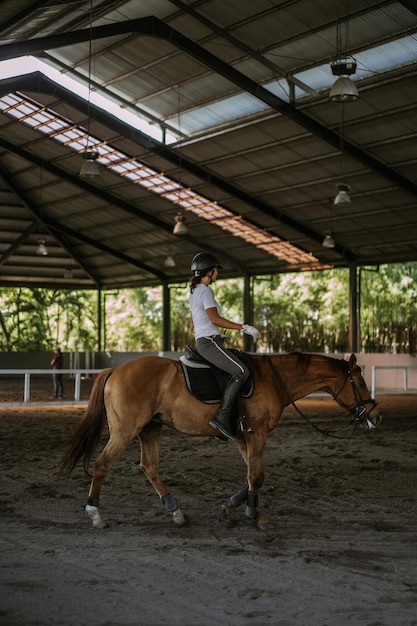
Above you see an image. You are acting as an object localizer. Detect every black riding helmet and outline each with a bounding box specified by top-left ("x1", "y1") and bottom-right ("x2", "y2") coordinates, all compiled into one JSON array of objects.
[{"x1": 191, "y1": 252, "x2": 223, "y2": 276}]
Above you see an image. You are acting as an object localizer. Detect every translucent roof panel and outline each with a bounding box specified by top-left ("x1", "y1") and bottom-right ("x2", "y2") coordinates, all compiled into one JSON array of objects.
[
  {"x1": 171, "y1": 34, "x2": 417, "y2": 136},
  {"x1": 292, "y1": 34, "x2": 417, "y2": 96}
]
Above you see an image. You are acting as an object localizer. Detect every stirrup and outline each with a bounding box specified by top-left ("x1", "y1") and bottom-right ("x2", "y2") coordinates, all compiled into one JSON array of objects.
[{"x1": 239, "y1": 416, "x2": 253, "y2": 433}]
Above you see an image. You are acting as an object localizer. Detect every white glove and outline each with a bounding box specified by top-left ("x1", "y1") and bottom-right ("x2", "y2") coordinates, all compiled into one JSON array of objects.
[{"x1": 241, "y1": 324, "x2": 260, "y2": 340}]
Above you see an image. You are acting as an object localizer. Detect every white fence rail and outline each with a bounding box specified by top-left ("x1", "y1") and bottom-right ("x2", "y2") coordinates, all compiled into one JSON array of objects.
[
  {"x1": 1, "y1": 364, "x2": 417, "y2": 407},
  {"x1": 0, "y1": 369, "x2": 102, "y2": 406},
  {"x1": 371, "y1": 365, "x2": 417, "y2": 397}
]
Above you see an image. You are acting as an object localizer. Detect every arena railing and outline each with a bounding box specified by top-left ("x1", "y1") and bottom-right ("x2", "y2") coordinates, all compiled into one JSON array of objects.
[{"x1": 0, "y1": 369, "x2": 102, "y2": 406}]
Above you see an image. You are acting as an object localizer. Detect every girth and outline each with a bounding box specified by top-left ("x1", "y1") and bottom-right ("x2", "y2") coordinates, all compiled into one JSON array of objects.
[{"x1": 180, "y1": 345, "x2": 254, "y2": 404}]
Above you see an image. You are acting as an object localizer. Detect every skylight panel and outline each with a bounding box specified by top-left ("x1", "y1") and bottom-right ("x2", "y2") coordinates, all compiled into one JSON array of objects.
[
  {"x1": 172, "y1": 93, "x2": 269, "y2": 134},
  {"x1": 0, "y1": 90, "x2": 320, "y2": 268},
  {"x1": 0, "y1": 57, "x2": 176, "y2": 143}
]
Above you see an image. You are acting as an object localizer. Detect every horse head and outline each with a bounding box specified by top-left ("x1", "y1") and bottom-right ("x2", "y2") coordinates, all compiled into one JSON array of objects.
[{"x1": 335, "y1": 353, "x2": 382, "y2": 429}]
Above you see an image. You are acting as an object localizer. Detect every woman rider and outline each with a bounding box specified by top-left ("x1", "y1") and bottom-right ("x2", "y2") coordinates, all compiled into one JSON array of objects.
[{"x1": 189, "y1": 252, "x2": 260, "y2": 440}]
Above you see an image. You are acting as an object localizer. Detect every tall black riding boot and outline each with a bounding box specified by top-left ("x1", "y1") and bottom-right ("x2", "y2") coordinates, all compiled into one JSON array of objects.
[{"x1": 209, "y1": 372, "x2": 247, "y2": 440}]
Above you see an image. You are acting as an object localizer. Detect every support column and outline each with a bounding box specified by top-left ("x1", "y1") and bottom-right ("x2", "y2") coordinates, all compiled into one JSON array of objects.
[
  {"x1": 97, "y1": 289, "x2": 102, "y2": 352},
  {"x1": 348, "y1": 264, "x2": 359, "y2": 353},
  {"x1": 162, "y1": 283, "x2": 171, "y2": 352},
  {"x1": 243, "y1": 274, "x2": 255, "y2": 352}
]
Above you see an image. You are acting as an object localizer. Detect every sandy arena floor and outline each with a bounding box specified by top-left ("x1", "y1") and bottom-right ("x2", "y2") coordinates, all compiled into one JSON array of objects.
[{"x1": 0, "y1": 379, "x2": 416, "y2": 626}]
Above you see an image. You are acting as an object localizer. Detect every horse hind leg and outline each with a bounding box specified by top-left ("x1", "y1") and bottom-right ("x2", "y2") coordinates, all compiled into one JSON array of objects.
[
  {"x1": 138, "y1": 420, "x2": 186, "y2": 526},
  {"x1": 85, "y1": 433, "x2": 132, "y2": 529},
  {"x1": 219, "y1": 483, "x2": 249, "y2": 521}
]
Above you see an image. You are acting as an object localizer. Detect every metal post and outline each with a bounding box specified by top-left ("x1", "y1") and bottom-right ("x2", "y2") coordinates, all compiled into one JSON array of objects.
[
  {"x1": 243, "y1": 274, "x2": 253, "y2": 352},
  {"x1": 371, "y1": 366, "x2": 376, "y2": 398},
  {"x1": 74, "y1": 372, "x2": 81, "y2": 401},
  {"x1": 97, "y1": 289, "x2": 102, "y2": 352},
  {"x1": 24, "y1": 372, "x2": 30, "y2": 403},
  {"x1": 349, "y1": 263, "x2": 358, "y2": 353},
  {"x1": 162, "y1": 283, "x2": 171, "y2": 352}
]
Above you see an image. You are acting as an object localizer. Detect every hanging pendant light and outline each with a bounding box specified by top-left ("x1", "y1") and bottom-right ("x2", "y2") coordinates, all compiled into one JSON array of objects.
[
  {"x1": 36, "y1": 239, "x2": 48, "y2": 256},
  {"x1": 80, "y1": 150, "x2": 100, "y2": 179},
  {"x1": 334, "y1": 182, "x2": 351, "y2": 205},
  {"x1": 322, "y1": 232, "x2": 336, "y2": 248},
  {"x1": 164, "y1": 254, "x2": 176, "y2": 267},
  {"x1": 79, "y1": 1, "x2": 101, "y2": 180},
  {"x1": 173, "y1": 212, "x2": 188, "y2": 235},
  {"x1": 329, "y1": 60, "x2": 358, "y2": 102}
]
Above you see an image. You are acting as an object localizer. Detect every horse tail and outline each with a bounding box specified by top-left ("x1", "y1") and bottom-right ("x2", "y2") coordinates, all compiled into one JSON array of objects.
[{"x1": 57, "y1": 368, "x2": 114, "y2": 478}]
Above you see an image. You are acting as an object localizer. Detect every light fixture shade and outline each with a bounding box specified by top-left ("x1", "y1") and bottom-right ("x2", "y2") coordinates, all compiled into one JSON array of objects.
[
  {"x1": 36, "y1": 240, "x2": 48, "y2": 256},
  {"x1": 80, "y1": 150, "x2": 101, "y2": 179},
  {"x1": 334, "y1": 182, "x2": 351, "y2": 206},
  {"x1": 322, "y1": 232, "x2": 335, "y2": 248},
  {"x1": 329, "y1": 76, "x2": 359, "y2": 102},
  {"x1": 164, "y1": 254, "x2": 176, "y2": 267},
  {"x1": 173, "y1": 213, "x2": 188, "y2": 235}
]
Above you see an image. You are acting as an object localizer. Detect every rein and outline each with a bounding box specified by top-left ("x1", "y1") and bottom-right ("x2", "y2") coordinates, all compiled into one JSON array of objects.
[{"x1": 266, "y1": 357, "x2": 370, "y2": 439}]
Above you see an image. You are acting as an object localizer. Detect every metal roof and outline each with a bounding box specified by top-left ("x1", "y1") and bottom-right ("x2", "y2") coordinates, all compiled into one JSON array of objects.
[{"x1": 0, "y1": 0, "x2": 416, "y2": 289}]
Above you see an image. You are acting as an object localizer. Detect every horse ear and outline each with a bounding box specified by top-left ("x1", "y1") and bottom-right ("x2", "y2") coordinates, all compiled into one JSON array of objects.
[{"x1": 348, "y1": 353, "x2": 357, "y2": 368}]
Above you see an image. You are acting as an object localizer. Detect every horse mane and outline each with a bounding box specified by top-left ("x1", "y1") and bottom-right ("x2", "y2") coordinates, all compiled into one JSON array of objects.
[
  {"x1": 291, "y1": 351, "x2": 349, "y2": 373},
  {"x1": 256, "y1": 351, "x2": 348, "y2": 376},
  {"x1": 286, "y1": 351, "x2": 310, "y2": 374}
]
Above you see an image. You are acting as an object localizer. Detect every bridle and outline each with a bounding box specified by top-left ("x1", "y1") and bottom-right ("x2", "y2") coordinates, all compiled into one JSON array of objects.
[
  {"x1": 333, "y1": 366, "x2": 379, "y2": 426},
  {"x1": 267, "y1": 357, "x2": 379, "y2": 439}
]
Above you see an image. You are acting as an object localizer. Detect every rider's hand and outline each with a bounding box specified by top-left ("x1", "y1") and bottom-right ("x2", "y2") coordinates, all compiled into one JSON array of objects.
[{"x1": 241, "y1": 324, "x2": 260, "y2": 340}]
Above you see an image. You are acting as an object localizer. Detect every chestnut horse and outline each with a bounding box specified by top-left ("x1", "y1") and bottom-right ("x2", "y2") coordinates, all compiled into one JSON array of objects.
[{"x1": 58, "y1": 352, "x2": 380, "y2": 529}]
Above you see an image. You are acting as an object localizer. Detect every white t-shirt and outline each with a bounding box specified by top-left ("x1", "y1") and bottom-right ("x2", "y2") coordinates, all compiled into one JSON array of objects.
[{"x1": 189, "y1": 283, "x2": 221, "y2": 339}]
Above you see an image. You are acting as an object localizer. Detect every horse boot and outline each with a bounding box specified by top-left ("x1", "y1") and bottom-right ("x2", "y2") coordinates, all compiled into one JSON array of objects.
[{"x1": 209, "y1": 372, "x2": 247, "y2": 440}]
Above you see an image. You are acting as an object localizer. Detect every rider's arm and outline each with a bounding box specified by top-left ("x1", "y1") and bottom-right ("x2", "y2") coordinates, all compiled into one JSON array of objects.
[{"x1": 205, "y1": 307, "x2": 243, "y2": 331}]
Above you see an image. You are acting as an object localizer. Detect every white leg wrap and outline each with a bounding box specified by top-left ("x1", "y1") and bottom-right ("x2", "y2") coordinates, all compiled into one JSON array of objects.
[
  {"x1": 85, "y1": 504, "x2": 107, "y2": 529},
  {"x1": 172, "y1": 508, "x2": 186, "y2": 526}
]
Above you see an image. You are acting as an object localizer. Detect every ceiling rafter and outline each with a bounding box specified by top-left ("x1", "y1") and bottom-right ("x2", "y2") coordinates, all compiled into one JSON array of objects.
[
  {"x1": 166, "y1": 0, "x2": 318, "y2": 97},
  {"x1": 0, "y1": 72, "x2": 350, "y2": 262},
  {"x1": 0, "y1": 16, "x2": 415, "y2": 201},
  {"x1": 0, "y1": 136, "x2": 169, "y2": 282},
  {"x1": 0, "y1": 17, "x2": 415, "y2": 223},
  {"x1": 0, "y1": 160, "x2": 98, "y2": 283},
  {"x1": 0, "y1": 2, "x2": 416, "y2": 289},
  {"x1": 0, "y1": 130, "x2": 248, "y2": 277}
]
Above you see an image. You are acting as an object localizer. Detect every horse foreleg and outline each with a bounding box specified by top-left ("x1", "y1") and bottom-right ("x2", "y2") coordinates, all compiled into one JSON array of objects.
[
  {"x1": 85, "y1": 434, "x2": 132, "y2": 529},
  {"x1": 138, "y1": 421, "x2": 186, "y2": 526},
  {"x1": 232, "y1": 434, "x2": 270, "y2": 530}
]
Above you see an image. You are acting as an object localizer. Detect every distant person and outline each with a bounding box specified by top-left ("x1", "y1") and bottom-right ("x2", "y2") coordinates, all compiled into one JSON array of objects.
[{"x1": 50, "y1": 347, "x2": 64, "y2": 399}]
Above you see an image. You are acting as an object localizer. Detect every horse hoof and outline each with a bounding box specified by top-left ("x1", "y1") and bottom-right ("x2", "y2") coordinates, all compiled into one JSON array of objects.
[
  {"x1": 218, "y1": 504, "x2": 228, "y2": 521},
  {"x1": 85, "y1": 504, "x2": 107, "y2": 529},
  {"x1": 256, "y1": 513, "x2": 271, "y2": 531},
  {"x1": 172, "y1": 508, "x2": 187, "y2": 526}
]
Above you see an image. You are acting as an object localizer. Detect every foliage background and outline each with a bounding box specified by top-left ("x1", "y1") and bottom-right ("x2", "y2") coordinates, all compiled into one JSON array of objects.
[{"x1": 0, "y1": 263, "x2": 416, "y2": 354}]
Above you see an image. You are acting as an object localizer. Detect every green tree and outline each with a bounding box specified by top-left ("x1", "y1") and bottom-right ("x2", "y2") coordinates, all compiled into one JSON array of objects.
[
  {"x1": 0, "y1": 287, "x2": 97, "y2": 351},
  {"x1": 360, "y1": 264, "x2": 417, "y2": 353},
  {"x1": 1, "y1": 262, "x2": 416, "y2": 354}
]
